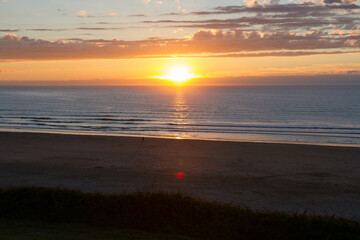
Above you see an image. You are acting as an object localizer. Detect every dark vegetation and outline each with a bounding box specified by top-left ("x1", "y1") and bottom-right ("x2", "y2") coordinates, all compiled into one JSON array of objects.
[
  {"x1": 0, "y1": 187, "x2": 359, "y2": 240},
  {"x1": 0, "y1": 219, "x2": 191, "y2": 240}
]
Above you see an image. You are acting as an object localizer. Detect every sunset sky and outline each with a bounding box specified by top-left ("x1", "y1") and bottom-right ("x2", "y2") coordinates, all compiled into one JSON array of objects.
[{"x1": 0, "y1": 0, "x2": 359, "y2": 85}]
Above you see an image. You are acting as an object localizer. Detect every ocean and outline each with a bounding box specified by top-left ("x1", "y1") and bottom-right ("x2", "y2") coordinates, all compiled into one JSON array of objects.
[{"x1": 1, "y1": 85, "x2": 360, "y2": 146}]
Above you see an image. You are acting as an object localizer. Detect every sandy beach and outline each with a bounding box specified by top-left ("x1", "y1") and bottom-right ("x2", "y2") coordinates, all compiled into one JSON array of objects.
[{"x1": 0, "y1": 131, "x2": 359, "y2": 219}]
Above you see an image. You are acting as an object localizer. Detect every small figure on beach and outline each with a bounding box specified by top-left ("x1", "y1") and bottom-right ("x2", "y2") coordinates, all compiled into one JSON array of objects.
[{"x1": 142, "y1": 137, "x2": 144, "y2": 142}]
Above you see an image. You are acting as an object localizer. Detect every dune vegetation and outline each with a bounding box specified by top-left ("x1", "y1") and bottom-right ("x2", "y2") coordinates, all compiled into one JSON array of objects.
[{"x1": 0, "y1": 187, "x2": 359, "y2": 240}]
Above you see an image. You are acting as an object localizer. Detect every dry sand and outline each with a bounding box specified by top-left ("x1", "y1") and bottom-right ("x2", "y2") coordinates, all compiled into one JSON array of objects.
[{"x1": 0, "y1": 131, "x2": 359, "y2": 219}]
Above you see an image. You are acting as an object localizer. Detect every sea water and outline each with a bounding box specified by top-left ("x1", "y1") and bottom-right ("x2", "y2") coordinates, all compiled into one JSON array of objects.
[{"x1": 0, "y1": 85, "x2": 359, "y2": 146}]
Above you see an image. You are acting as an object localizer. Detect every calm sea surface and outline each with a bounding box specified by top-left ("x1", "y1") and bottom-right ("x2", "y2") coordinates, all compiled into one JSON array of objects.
[{"x1": 1, "y1": 86, "x2": 360, "y2": 146}]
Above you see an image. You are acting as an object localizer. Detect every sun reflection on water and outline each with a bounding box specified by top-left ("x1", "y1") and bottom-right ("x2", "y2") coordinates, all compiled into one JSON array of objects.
[{"x1": 171, "y1": 89, "x2": 193, "y2": 140}]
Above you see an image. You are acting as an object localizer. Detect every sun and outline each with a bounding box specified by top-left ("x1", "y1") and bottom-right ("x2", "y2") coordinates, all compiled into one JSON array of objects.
[{"x1": 155, "y1": 65, "x2": 200, "y2": 85}]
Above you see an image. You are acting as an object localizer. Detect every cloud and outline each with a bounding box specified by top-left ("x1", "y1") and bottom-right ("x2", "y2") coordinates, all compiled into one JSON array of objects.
[
  {"x1": 77, "y1": 10, "x2": 120, "y2": 18},
  {"x1": 9, "y1": 27, "x2": 122, "y2": 32},
  {"x1": 76, "y1": 27, "x2": 123, "y2": 31},
  {"x1": 107, "y1": 12, "x2": 118, "y2": 17},
  {"x1": 142, "y1": 0, "x2": 163, "y2": 4},
  {"x1": 129, "y1": 14, "x2": 147, "y2": 17},
  {"x1": 194, "y1": 50, "x2": 360, "y2": 58},
  {"x1": 157, "y1": 2, "x2": 359, "y2": 32},
  {"x1": 324, "y1": 0, "x2": 343, "y2": 4},
  {"x1": 26, "y1": 28, "x2": 68, "y2": 32},
  {"x1": 343, "y1": 0, "x2": 359, "y2": 4},
  {"x1": 78, "y1": 10, "x2": 91, "y2": 18},
  {"x1": 0, "y1": 29, "x2": 19, "y2": 32},
  {"x1": 244, "y1": 0, "x2": 262, "y2": 7},
  {"x1": 0, "y1": 31, "x2": 359, "y2": 61},
  {"x1": 184, "y1": 3, "x2": 360, "y2": 16},
  {"x1": 144, "y1": 17, "x2": 334, "y2": 30}
]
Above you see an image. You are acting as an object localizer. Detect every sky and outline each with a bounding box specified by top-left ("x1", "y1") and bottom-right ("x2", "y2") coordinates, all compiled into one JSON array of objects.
[{"x1": 0, "y1": 0, "x2": 359, "y2": 85}]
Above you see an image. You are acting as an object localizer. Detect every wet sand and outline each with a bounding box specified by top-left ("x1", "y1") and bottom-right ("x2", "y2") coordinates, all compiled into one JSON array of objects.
[{"x1": 0, "y1": 131, "x2": 359, "y2": 219}]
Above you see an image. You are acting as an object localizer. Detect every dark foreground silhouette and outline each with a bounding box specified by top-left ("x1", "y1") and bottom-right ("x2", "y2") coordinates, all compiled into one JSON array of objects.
[{"x1": 0, "y1": 187, "x2": 359, "y2": 240}]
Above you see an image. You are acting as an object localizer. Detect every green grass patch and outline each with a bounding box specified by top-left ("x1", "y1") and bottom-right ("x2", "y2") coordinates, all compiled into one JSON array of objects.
[{"x1": 0, "y1": 187, "x2": 359, "y2": 240}]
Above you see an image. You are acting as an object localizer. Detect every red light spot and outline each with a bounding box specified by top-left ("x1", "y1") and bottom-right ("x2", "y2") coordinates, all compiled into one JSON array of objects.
[{"x1": 176, "y1": 172, "x2": 185, "y2": 179}]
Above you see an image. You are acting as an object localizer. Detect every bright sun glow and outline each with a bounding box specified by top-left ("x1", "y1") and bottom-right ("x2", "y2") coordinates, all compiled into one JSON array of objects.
[{"x1": 155, "y1": 65, "x2": 200, "y2": 85}]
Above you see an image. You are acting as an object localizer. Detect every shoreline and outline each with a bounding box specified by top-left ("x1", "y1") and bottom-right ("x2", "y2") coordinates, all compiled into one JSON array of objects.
[
  {"x1": 1, "y1": 130, "x2": 360, "y2": 220},
  {"x1": 1, "y1": 128, "x2": 360, "y2": 149}
]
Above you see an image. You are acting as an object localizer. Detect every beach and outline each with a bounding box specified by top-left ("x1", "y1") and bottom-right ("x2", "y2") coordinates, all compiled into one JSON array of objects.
[{"x1": 1, "y1": 131, "x2": 359, "y2": 219}]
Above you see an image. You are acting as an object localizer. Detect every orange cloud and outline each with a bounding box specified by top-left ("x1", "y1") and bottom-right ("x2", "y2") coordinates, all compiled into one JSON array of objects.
[
  {"x1": 78, "y1": 10, "x2": 90, "y2": 17},
  {"x1": 1, "y1": 29, "x2": 359, "y2": 61}
]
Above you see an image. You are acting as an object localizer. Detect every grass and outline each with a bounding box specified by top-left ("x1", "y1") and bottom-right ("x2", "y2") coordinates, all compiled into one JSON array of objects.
[
  {"x1": 0, "y1": 219, "x2": 193, "y2": 240},
  {"x1": 0, "y1": 186, "x2": 359, "y2": 240}
]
